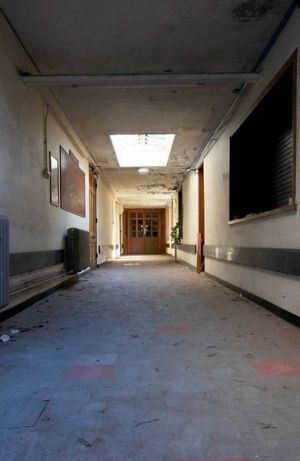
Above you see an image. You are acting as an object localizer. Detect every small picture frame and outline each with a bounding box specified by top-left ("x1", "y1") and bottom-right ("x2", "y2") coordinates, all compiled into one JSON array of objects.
[{"x1": 49, "y1": 153, "x2": 59, "y2": 206}]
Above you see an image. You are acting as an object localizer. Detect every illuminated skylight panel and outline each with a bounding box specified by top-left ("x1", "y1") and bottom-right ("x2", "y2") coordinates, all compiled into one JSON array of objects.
[{"x1": 110, "y1": 134, "x2": 175, "y2": 167}]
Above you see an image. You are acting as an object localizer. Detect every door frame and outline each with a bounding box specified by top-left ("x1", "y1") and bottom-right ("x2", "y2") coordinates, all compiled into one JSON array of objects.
[
  {"x1": 197, "y1": 166, "x2": 205, "y2": 273},
  {"x1": 89, "y1": 168, "x2": 97, "y2": 269}
]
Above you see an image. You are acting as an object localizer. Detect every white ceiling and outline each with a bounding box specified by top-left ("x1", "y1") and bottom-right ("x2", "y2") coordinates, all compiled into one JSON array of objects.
[{"x1": 0, "y1": 0, "x2": 292, "y2": 206}]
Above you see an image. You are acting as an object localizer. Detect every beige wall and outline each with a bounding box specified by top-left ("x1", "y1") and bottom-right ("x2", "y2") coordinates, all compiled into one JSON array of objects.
[
  {"x1": 0, "y1": 12, "x2": 121, "y2": 273},
  {"x1": 177, "y1": 171, "x2": 198, "y2": 267},
  {"x1": 0, "y1": 19, "x2": 90, "y2": 254},
  {"x1": 96, "y1": 178, "x2": 121, "y2": 264},
  {"x1": 166, "y1": 196, "x2": 177, "y2": 257},
  {"x1": 203, "y1": 11, "x2": 300, "y2": 316},
  {"x1": 165, "y1": 175, "x2": 198, "y2": 266},
  {"x1": 165, "y1": 199, "x2": 173, "y2": 255}
]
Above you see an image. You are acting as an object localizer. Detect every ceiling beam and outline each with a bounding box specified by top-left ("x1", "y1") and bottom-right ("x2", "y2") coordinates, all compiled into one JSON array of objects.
[{"x1": 21, "y1": 73, "x2": 259, "y2": 88}]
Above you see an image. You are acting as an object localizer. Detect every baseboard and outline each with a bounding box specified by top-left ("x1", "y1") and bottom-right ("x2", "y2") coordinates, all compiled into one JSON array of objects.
[
  {"x1": 176, "y1": 258, "x2": 197, "y2": 272},
  {"x1": 0, "y1": 268, "x2": 90, "y2": 323},
  {"x1": 206, "y1": 272, "x2": 300, "y2": 328}
]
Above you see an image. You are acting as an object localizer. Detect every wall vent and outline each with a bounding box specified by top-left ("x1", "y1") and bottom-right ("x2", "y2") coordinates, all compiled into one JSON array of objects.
[{"x1": 0, "y1": 216, "x2": 9, "y2": 308}]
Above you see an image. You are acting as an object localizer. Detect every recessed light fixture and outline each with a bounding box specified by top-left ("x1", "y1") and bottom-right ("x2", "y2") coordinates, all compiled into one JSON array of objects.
[
  {"x1": 138, "y1": 167, "x2": 150, "y2": 175},
  {"x1": 110, "y1": 134, "x2": 175, "y2": 167}
]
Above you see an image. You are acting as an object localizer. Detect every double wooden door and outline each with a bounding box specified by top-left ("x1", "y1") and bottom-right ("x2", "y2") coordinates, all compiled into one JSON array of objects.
[{"x1": 124, "y1": 209, "x2": 165, "y2": 255}]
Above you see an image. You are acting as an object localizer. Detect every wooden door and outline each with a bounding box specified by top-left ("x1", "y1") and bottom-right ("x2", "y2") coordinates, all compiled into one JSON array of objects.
[
  {"x1": 129, "y1": 211, "x2": 144, "y2": 254},
  {"x1": 197, "y1": 166, "x2": 205, "y2": 273},
  {"x1": 119, "y1": 214, "x2": 123, "y2": 255},
  {"x1": 89, "y1": 169, "x2": 97, "y2": 269},
  {"x1": 144, "y1": 210, "x2": 161, "y2": 254},
  {"x1": 124, "y1": 209, "x2": 165, "y2": 255}
]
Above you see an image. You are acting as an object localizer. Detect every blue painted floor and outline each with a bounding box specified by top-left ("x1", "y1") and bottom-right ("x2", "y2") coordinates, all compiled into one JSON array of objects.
[{"x1": 0, "y1": 256, "x2": 299, "y2": 461}]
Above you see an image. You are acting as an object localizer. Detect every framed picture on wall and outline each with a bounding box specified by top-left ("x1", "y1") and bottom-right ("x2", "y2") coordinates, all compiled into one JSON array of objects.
[
  {"x1": 60, "y1": 146, "x2": 86, "y2": 217},
  {"x1": 49, "y1": 153, "x2": 59, "y2": 206}
]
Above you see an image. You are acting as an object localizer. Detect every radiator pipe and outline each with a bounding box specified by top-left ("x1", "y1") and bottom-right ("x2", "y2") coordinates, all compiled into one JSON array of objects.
[
  {"x1": 189, "y1": 0, "x2": 299, "y2": 173},
  {"x1": 42, "y1": 104, "x2": 50, "y2": 179},
  {"x1": 253, "y1": 0, "x2": 300, "y2": 71}
]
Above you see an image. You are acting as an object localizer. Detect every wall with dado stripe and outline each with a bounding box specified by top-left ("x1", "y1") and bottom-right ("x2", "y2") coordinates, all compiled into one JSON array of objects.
[
  {"x1": 97, "y1": 178, "x2": 122, "y2": 264},
  {"x1": 176, "y1": 171, "x2": 198, "y2": 267},
  {"x1": 202, "y1": 11, "x2": 300, "y2": 317},
  {"x1": 0, "y1": 13, "x2": 90, "y2": 261}
]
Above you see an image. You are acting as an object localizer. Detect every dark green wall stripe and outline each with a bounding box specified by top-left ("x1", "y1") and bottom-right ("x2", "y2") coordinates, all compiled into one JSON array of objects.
[
  {"x1": 105, "y1": 244, "x2": 119, "y2": 250},
  {"x1": 204, "y1": 245, "x2": 300, "y2": 276},
  {"x1": 177, "y1": 243, "x2": 197, "y2": 255},
  {"x1": 167, "y1": 243, "x2": 196, "y2": 254},
  {"x1": 206, "y1": 273, "x2": 300, "y2": 327},
  {"x1": 10, "y1": 250, "x2": 65, "y2": 276}
]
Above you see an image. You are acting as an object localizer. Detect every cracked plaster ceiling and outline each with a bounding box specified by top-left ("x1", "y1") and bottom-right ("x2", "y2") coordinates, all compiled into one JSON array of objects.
[{"x1": 0, "y1": 0, "x2": 292, "y2": 206}]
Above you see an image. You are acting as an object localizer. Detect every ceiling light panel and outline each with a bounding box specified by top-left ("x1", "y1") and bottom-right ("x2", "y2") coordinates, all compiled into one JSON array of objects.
[{"x1": 110, "y1": 134, "x2": 175, "y2": 167}]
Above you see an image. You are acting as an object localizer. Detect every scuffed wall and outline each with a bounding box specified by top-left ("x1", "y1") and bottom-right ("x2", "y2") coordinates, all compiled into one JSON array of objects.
[
  {"x1": 177, "y1": 171, "x2": 198, "y2": 267},
  {"x1": 97, "y1": 178, "x2": 120, "y2": 264},
  {"x1": 203, "y1": 11, "x2": 300, "y2": 316},
  {"x1": 0, "y1": 31, "x2": 89, "y2": 255},
  {"x1": 166, "y1": 197, "x2": 177, "y2": 257}
]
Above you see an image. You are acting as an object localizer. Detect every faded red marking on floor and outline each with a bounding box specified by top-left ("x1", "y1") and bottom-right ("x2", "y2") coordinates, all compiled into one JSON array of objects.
[
  {"x1": 64, "y1": 364, "x2": 114, "y2": 381},
  {"x1": 28, "y1": 328, "x2": 59, "y2": 337},
  {"x1": 110, "y1": 307, "x2": 128, "y2": 313},
  {"x1": 251, "y1": 360, "x2": 300, "y2": 376},
  {"x1": 156, "y1": 326, "x2": 191, "y2": 334},
  {"x1": 179, "y1": 458, "x2": 252, "y2": 461}
]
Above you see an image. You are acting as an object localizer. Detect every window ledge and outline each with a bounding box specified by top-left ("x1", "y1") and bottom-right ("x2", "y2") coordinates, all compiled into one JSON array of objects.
[{"x1": 229, "y1": 204, "x2": 297, "y2": 225}]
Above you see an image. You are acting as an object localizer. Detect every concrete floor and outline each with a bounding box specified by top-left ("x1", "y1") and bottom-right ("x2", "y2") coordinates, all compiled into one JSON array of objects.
[{"x1": 0, "y1": 255, "x2": 299, "y2": 461}]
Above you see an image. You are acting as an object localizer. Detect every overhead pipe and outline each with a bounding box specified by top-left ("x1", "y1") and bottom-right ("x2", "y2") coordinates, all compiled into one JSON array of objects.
[
  {"x1": 21, "y1": 73, "x2": 259, "y2": 88},
  {"x1": 253, "y1": 0, "x2": 300, "y2": 71}
]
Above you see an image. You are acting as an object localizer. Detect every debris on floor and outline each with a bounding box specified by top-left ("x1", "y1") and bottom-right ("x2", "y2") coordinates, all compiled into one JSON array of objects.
[
  {"x1": 0, "y1": 334, "x2": 10, "y2": 343},
  {"x1": 0, "y1": 255, "x2": 299, "y2": 461}
]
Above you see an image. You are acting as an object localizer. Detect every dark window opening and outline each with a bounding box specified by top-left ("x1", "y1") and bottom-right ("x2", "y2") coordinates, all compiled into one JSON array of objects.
[{"x1": 230, "y1": 57, "x2": 296, "y2": 222}]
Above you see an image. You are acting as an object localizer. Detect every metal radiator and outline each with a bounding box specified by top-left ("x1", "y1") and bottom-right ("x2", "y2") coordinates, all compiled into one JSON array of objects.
[
  {"x1": 66, "y1": 228, "x2": 90, "y2": 274},
  {"x1": 0, "y1": 216, "x2": 9, "y2": 308}
]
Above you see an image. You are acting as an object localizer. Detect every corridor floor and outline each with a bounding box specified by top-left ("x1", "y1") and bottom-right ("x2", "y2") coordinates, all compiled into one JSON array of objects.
[{"x1": 0, "y1": 255, "x2": 299, "y2": 461}]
